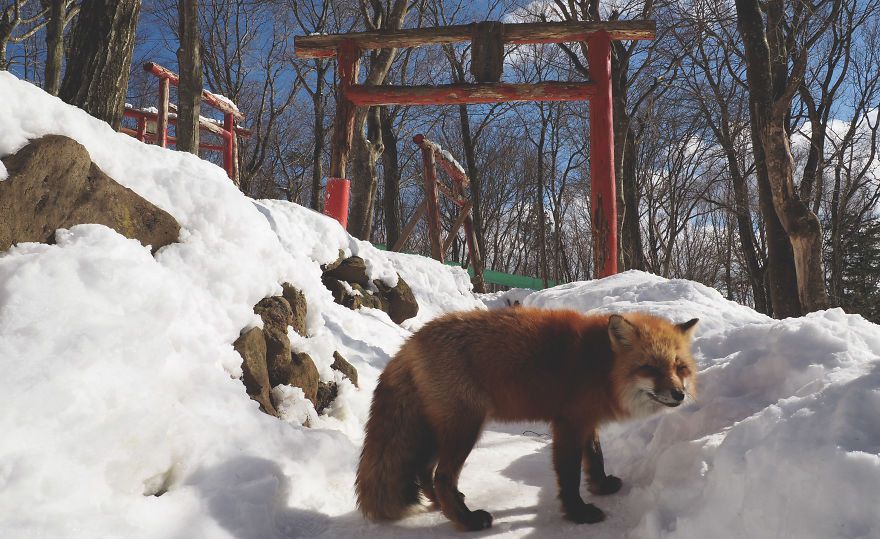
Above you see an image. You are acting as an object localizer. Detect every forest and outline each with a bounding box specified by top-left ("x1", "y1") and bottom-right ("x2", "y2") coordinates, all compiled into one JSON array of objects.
[{"x1": 2, "y1": 0, "x2": 879, "y2": 321}]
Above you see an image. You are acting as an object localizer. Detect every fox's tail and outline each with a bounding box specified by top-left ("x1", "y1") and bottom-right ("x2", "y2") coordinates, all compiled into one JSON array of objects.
[{"x1": 356, "y1": 348, "x2": 435, "y2": 521}]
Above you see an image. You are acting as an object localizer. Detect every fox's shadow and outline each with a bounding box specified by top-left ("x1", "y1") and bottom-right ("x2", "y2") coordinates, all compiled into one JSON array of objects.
[{"x1": 181, "y1": 456, "x2": 330, "y2": 539}]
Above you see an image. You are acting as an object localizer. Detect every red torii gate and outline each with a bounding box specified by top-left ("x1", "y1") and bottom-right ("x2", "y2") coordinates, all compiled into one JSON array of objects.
[{"x1": 294, "y1": 20, "x2": 655, "y2": 278}]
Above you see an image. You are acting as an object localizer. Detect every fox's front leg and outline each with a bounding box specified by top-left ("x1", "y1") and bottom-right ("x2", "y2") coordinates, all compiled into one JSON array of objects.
[
  {"x1": 583, "y1": 430, "x2": 622, "y2": 496},
  {"x1": 551, "y1": 420, "x2": 605, "y2": 524}
]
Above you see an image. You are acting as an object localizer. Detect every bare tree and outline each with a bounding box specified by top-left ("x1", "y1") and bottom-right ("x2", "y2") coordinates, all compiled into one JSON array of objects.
[
  {"x1": 347, "y1": 0, "x2": 411, "y2": 241},
  {"x1": 734, "y1": 0, "x2": 837, "y2": 313},
  {"x1": 176, "y1": 0, "x2": 201, "y2": 154}
]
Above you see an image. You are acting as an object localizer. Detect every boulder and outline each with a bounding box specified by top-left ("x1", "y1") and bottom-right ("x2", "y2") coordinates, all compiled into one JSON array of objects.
[
  {"x1": 320, "y1": 249, "x2": 346, "y2": 272},
  {"x1": 281, "y1": 282, "x2": 308, "y2": 336},
  {"x1": 254, "y1": 297, "x2": 294, "y2": 388},
  {"x1": 323, "y1": 256, "x2": 370, "y2": 286},
  {"x1": 0, "y1": 135, "x2": 179, "y2": 253},
  {"x1": 331, "y1": 351, "x2": 358, "y2": 388},
  {"x1": 315, "y1": 381, "x2": 338, "y2": 414},
  {"x1": 233, "y1": 327, "x2": 277, "y2": 416},
  {"x1": 375, "y1": 276, "x2": 419, "y2": 324},
  {"x1": 290, "y1": 351, "x2": 319, "y2": 405}
]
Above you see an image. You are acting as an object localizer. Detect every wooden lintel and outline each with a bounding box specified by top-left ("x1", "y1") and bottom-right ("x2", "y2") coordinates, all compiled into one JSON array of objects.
[
  {"x1": 347, "y1": 81, "x2": 596, "y2": 106},
  {"x1": 295, "y1": 20, "x2": 655, "y2": 58}
]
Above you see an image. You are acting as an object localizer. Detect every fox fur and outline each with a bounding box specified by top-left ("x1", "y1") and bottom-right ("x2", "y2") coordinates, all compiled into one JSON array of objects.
[{"x1": 355, "y1": 308, "x2": 698, "y2": 531}]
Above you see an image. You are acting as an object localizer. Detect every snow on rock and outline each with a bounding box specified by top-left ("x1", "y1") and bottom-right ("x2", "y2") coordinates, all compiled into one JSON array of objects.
[{"x1": 1, "y1": 72, "x2": 880, "y2": 539}]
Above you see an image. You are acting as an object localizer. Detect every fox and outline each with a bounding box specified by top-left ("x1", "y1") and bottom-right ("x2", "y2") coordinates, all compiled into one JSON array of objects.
[{"x1": 355, "y1": 307, "x2": 699, "y2": 531}]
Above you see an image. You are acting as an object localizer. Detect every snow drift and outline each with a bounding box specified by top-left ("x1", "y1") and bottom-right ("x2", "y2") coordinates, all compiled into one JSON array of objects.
[{"x1": 1, "y1": 73, "x2": 879, "y2": 539}]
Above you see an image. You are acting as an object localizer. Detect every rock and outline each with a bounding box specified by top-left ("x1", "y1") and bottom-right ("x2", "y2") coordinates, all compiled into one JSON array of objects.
[
  {"x1": 254, "y1": 297, "x2": 294, "y2": 388},
  {"x1": 323, "y1": 256, "x2": 370, "y2": 286},
  {"x1": 0, "y1": 135, "x2": 179, "y2": 254},
  {"x1": 349, "y1": 283, "x2": 385, "y2": 311},
  {"x1": 315, "y1": 381, "x2": 338, "y2": 414},
  {"x1": 281, "y1": 283, "x2": 308, "y2": 336},
  {"x1": 331, "y1": 351, "x2": 358, "y2": 388},
  {"x1": 375, "y1": 276, "x2": 419, "y2": 324},
  {"x1": 254, "y1": 296, "x2": 293, "y2": 329},
  {"x1": 290, "y1": 351, "x2": 319, "y2": 405},
  {"x1": 320, "y1": 249, "x2": 346, "y2": 272},
  {"x1": 233, "y1": 327, "x2": 277, "y2": 416}
]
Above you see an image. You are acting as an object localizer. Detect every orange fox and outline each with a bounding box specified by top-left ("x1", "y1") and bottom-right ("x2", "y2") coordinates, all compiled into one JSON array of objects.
[{"x1": 355, "y1": 308, "x2": 698, "y2": 531}]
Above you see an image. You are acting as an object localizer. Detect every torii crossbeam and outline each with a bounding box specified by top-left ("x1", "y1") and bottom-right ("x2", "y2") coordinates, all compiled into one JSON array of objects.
[{"x1": 294, "y1": 19, "x2": 655, "y2": 278}]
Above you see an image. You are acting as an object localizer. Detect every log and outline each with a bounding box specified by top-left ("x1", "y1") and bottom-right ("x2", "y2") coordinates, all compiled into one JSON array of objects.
[
  {"x1": 392, "y1": 201, "x2": 426, "y2": 252},
  {"x1": 294, "y1": 20, "x2": 656, "y2": 58},
  {"x1": 346, "y1": 81, "x2": 596, "y2": 106}
]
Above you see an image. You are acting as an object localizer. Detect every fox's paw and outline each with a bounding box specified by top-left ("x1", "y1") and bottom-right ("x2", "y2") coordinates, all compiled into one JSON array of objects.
[
  {"x1": 588, "y1": 474, "x2": 622, "y2": 496},
  {"x1": 564, "y1": 502, "x2": 605, "y2": 524},
  {"x1": 460, "y1": 509, "x2": 493, "y2": 531}
]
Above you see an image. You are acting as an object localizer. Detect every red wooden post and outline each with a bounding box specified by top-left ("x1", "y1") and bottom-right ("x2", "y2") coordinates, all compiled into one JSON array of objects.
[
  {"x1": 156, "y1": 77, "x2": 170, "y2": 148},
  {"x1": 588, "y1": 31, "x2": 618, "y2": 278},
  {"x1": 223, "y1": 112, "x2": 235, "y2": 181},
  {"x1": 324, "y1": 178, "x2": 351, "y2": 228},
  {"x1": 136, "y1": 116, "x2": 146, "y2": 142},
  {"x1": 419, "y1": 142, "x2": 444, "y2": 261}
]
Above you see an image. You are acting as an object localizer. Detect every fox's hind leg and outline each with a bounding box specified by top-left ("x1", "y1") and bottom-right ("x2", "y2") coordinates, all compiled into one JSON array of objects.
[
  {"x1": 431, "y1": 414, "x2": 492, "y2": 531},
  {"x1": 418, "y1": 460, "x2": 438, "y2": 506},
  {"x1": 583, "y1": 430, "x2": 622, "y2": 496}
]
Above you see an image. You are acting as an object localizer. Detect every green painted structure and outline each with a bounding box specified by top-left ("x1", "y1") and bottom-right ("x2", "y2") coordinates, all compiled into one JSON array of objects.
[{"x1": 372, "y1": 243, "x2": 557, "y2": 291}]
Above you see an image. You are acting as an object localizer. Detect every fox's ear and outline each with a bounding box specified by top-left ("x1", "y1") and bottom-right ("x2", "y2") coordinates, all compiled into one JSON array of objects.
[
  {"x1": 608, "y1": 314, "x2": 638, "y2": 349},
  {"x1": 677, "y1": 318, "x2": 699, "y2": 337}
]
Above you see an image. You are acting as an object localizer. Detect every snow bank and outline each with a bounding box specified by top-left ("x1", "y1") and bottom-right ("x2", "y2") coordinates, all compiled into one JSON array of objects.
[
  {"x1": 0, "y1": 74, "x2": 478, "y2": 538},
  {"x1": 2, "y1": 73, "x2": 879, "y2": 539}
]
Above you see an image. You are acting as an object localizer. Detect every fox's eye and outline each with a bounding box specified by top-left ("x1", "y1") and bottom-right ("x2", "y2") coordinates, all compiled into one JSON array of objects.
[
  {"x1": 676, "y1": 364, "x2": 690, "y2": 376},
  {"x1": 637, "y1": 364, "x2": 660, "y2": 376}
]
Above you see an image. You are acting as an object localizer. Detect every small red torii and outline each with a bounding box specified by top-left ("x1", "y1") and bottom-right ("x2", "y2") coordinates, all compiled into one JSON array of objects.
[
  {"x1": 294, "y1": 20, "x2": 656, "y2": 278},
  {"x1": 121, "y1": 62, "x2": 251, "y2": 184}
]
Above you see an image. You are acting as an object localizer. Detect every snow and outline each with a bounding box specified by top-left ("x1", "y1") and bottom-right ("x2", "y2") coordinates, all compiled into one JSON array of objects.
[
  {"x1": 1, "y1": 72, "x2": 880, "y2": 539},
  {"x1": 209, "y1": 92, "x2": 240, "y2": 113}
]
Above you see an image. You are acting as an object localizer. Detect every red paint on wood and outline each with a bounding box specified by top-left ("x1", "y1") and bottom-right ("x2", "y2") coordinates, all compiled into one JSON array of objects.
[
  {"x1": 347, "y1": 82, "x2": 596, "y2": 106},
  {"x1": 587, "y1": 32, "x2": 618, "y2": 278},
  {"x1": 223, "y1": 112, "x2": 235, "y2": 182},
  {"x1": 324, "y1": 178, "x2": 351, "y2": 228},
  {"x1": 420, "y1": 145, "x2": 444, "y2": 261},
  {"x1": 156, "y1": 78, "x2": 170, "y2": 148}
]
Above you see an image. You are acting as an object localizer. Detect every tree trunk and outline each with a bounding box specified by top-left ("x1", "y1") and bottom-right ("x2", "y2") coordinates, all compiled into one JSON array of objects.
[
  {"x1": 620, "y1": 126, "x2": 644, "y2": 270},
  {"x1": 380, "y1": 106, "x2": 401, "y2": 249},
  {"x1": 735, "y1": 0, "x2": 829, "y2": 315},
  {"x1": 59, "y1": 0, "x2": 141, "y2": 129},
  {"x1": 176, "y1": 0, "x2": 201, "y2": 154},
  {"x1": 43, "y1": 0, "x2": 65, "y2": 95},
  {"x1": 309, "y1": 62, "x2": 326, "y2": 210},
  {"x1": 349, "y1": 106, "x2": 382, "y2": 240},
  {"x1": 457, "y1": 103, "x2": 487, "y2": 264},
  {"x1": 753, "y1": 122, "x2": 801, "y2": 318}
]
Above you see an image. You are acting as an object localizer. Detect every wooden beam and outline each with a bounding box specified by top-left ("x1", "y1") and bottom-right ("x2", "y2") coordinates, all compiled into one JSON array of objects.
[
  {"x1": 392, "y1": 201, "x2": 426, "y2": 252},
  {"x1": 295, "y1": 20, "x2": 655, "y2": 58},
  {"x1": 442, "y1": 201, "x2": 474, "y2": 255},
  {"x1": 347, "y1": 81, "x2": 596, "y2": 106}
]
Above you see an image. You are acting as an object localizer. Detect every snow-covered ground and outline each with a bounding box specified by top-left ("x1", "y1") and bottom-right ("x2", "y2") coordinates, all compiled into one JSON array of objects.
[{"x1": 2, "y1": 73, "x2": 880, "y2": 539}]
